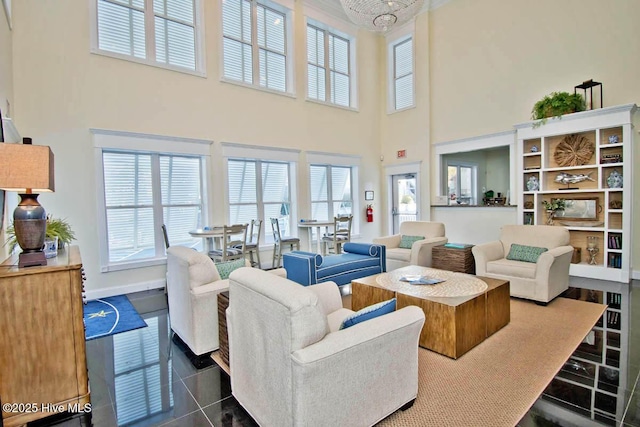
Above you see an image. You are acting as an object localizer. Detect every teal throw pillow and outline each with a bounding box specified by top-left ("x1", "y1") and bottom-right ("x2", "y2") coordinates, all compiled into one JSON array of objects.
[
  {"x1": 339, "y1": 298, "x2": 396, "y2": 330},
  {"x1": 215, "y1": 258, "x2": 246, "y2": 280},
  {"x1": 399, "y1": 235, "x2": 424, "y2": 249},
  {"x1": 506, "y1": 244, "x2": 548, "y2": 263}
]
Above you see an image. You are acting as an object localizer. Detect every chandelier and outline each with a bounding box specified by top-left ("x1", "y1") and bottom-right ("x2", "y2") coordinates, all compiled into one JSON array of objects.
[{"x1": 339, "y1": 0, "x2": 425, "y2": 32}]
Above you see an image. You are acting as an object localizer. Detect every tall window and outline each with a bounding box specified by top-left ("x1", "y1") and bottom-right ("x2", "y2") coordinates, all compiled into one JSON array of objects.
[
  {"x1": 94, "y1": 0, "x2": 201, "y2": 72},
  {"x1": 222, "y1": 0, "x2": 289, "y2": 92},
  {"x1": 447, "y1": 163, "x2": 476, "y2": 205},
  {"x1": 389, "y1": 36, "x2": 414, "y2": 111},
  {"x1": 101, "y1": 151, "x2": 204, "y2": 266},
  {"x1": 307, "y1": 23, "x2": 352, "y2": 107},
  {"x1": 310, "y1": 165, "x2": 353, "y2": 221},
  {"x1": 227, "y1": 159, "x2": 292, "y2": 242}
]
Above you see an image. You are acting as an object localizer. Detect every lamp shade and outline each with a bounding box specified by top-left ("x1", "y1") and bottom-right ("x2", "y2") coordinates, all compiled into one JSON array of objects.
[{"x1": 0, "y1": 143, "x2": 55, "y2": 192}]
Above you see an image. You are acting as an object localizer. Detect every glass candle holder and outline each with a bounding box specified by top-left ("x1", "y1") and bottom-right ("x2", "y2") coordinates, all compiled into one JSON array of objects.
[{"x1": 587, "y1": 236, "x2": 598, "y2": 249}]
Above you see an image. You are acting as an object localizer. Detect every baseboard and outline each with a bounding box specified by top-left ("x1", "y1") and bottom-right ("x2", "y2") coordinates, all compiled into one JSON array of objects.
[{"x1": 85, "y1": 278, "x2": 166, "y2": 300}]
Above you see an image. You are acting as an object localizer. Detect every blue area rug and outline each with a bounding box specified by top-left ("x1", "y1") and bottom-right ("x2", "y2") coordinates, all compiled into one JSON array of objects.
[{"x1": 84, "y1": 295, "x2": 147, "y2": 341}]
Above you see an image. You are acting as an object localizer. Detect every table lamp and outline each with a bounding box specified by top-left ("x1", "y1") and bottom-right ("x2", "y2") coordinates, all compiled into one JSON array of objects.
[{"x1": 0, "y1": 140, "x2": 55, "y2": 267}]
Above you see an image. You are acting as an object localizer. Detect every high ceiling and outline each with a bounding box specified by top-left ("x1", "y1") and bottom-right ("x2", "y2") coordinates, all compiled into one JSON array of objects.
[{"x1": 303, "y1": 0, "x2": 452, "y2": 32}]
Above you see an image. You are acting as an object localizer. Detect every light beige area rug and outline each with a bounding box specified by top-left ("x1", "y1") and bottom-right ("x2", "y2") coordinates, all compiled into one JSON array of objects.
[
  {"x1": 378, "y1": 297, "x2": 605, "y2": 427},
  {"x1": 213, "y1": 297, "x2": 604, "y2": 427}
]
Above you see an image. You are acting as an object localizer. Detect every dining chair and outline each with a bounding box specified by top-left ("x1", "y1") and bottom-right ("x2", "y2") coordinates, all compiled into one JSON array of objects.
[
  {"x1": 242, "y1": 219, "x2": 262, "y2": 268},
  {"x1": 321, "y1": 215, "x2": 353, "y2": 256},
  {"x1": 209, "y1": 224, "x2": 248, "y2": 262},
  {"x1": 161, "y1": 224, "x2": 170, "y2": 249},
  {"x1": 270, "y1": 218, "x2": 300, "y2": 269}
]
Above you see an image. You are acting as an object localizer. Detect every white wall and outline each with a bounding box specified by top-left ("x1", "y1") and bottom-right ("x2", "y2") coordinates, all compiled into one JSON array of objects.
[
  {"x1": 431, "y1": 206, "x2": 517, "y2": 244},
  {"x1": 485, "y1": 148, "x2": 509, "y2": 198},
  {"x1": 10, "y1": 0, "x2": 383, "y2": 294}
]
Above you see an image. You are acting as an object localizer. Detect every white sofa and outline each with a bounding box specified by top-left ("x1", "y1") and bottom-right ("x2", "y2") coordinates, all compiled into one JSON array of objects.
[
  {"x1": 166, "y1": 246, "x2": 284, "y2": 356},
  {"x1": 227, "y1": 267, "x2": 425, "y2": 427},
  {"x1": 373, "y1": 221, "x2": 447, "y2": 271},
  {"x1": 472, "y1": 225, "x2": 573, "y2": 304}
]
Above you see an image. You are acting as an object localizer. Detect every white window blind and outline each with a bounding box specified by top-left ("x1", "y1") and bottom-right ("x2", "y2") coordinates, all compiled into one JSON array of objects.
[
  {"x1": 102, "y1": 151, "x2": 204, "y2": 264},
  {"x1": 227, "y1": 159, "x2": 292, "y2": 243},
  {"x1": 96, "y1": 0, "x2": 199, "y2": 71},
  {"x1": 393, "y1": 37, "x2": 414, "y2": 110},
  {"x1": 310, "y1": 165, "x2": 353, "y2": 222},
  {"x1": 307, "y1": 23, "x2": 351, "y2": 107},
  {"x1": 223, "y1": 0, "x2": 288, "y2": 92}
]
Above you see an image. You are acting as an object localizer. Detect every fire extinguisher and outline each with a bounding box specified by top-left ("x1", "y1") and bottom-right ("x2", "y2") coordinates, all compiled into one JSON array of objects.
[{"x1": 366, "y1": 204, "x2": 373, "y2": 222}]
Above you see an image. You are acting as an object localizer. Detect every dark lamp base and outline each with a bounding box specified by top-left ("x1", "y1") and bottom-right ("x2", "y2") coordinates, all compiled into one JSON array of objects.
[{"x1": 19, "y1": 251, "x2": 47, "y2": 268}]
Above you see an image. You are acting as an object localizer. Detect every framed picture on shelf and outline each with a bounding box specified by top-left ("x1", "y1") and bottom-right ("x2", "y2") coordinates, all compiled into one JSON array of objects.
[
  {"x1": 554, "y1": 198, "x2": 600, "y2": 220},
  {"x1": 364, "y1": 190, "x2": 374, "y2": 201}
]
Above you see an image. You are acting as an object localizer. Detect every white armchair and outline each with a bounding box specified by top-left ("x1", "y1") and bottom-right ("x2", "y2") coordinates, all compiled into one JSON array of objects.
[
  {"x1": 227, "y1": 267, "x2": 425, "y2": 427},
  {"x1": 472, "y1": 225, "x2": 573, "y2": 304},
  {"x1": 373, "y1": 221, "x2": 447, "y2": 270},
  {"x1": 166, "y1": 246, "x2": 284, "y2": 356}
]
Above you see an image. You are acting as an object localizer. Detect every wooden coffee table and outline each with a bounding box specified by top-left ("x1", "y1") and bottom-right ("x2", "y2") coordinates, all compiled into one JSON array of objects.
[{"x1": 351, "y1": 266, "x2": 510, "y2": 359}]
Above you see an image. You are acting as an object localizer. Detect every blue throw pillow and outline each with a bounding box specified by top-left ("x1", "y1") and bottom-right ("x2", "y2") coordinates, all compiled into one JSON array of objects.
[
  {"x1": 215, "y1": 258, "x2": 246, "y2": 280},
  {"x1": 339, "y1": 298, "x2": 396, "y2": 330},
  {"x1": 506, "y1": 244, "x2": 548, "y2": 263},
  {"x1": 399, "y1": 235, "x2": 424, "y2": 249}
]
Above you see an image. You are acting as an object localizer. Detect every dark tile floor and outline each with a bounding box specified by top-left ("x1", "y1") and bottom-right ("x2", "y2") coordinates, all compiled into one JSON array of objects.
[
  {"x1": 28, "y1": 280, "x2": 640, "y2": 427},
  {"x1": 28, "y1": 290, "x2": 256, "y2": 427}
]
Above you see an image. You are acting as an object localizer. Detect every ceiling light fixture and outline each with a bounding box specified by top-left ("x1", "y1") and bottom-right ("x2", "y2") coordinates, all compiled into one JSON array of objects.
[{"x1": 339, "y1": 0, "x2": 424, "y2": 32}]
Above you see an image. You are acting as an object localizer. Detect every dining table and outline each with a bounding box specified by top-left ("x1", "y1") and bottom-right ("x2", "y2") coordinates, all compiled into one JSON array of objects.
[
  {"x1": 297, "y1": 220, "x2": 335, "y2": 254},
  {"x1": 189, "y1": 227, "x2": 226, "y2": 253}
]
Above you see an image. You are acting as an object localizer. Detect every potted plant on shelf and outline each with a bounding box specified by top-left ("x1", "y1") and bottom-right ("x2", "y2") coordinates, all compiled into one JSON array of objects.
[
  {"x1": 542, "y1": 199, "x2": 566, "y2": 225},
  {"x1": 4, "y1": 215, "x2": 76, "y2": 255},
  {"x1": 531, "y1": 92, "x2": 586, "y2": 127}
]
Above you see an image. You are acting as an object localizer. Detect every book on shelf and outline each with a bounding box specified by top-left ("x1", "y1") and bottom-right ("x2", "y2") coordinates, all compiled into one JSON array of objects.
[
  {"x1": 608, "y1": 253, "x2": 622, "y2": 268},
  {"x1": 399, "y1": 275, "x2": 445, "y2": 285},
  {"x1": 608, "y1": 234, "x2": 622, "y2": 250}
]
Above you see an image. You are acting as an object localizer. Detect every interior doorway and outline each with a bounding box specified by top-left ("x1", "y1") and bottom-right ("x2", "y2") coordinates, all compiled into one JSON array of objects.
[{"x1": 391, "y1": 174, "x2": 417, "y2": 234}]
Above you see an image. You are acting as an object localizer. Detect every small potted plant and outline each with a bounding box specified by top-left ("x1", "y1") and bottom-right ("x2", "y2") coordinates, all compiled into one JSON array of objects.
[
  {"x1": 542, "y1": 199, "x2": 566, "y2": 225},
  {"x1": 531, "y1": 92, "x2": 586, "y2": 127},
  {"x1": 5, "y1": 215, "x2": 76, "y2": 255}
]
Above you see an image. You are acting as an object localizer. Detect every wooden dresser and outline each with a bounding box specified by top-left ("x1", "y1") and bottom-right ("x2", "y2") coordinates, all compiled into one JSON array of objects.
[{"x1": 0, "y1": 246, "x2": 90, "y2": 427}]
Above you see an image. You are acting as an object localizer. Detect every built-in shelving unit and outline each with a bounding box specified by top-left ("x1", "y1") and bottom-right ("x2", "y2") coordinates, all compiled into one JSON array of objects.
[
  {"x1": 535, "y1": 283, "x2": 630, "y2": 426},
  {"x1": 515, "y1": 104, "x2": 636, "y2": 283}
]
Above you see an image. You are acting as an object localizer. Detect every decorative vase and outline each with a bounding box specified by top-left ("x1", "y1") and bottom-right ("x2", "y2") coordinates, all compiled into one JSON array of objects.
[
  {"x1": 546, "y1": 210, "x2": 555, "y2": 225},
  {"x1": 526, "y1": 176, "x2": 540, "y2": 191},
  {"x1": 587, "y1": 236, "x2": 599, "y2": 265},
  {"x1": 43, "y1": 236, "x2": 59, "y2": 259},
  {"x1": 606, "y1": 170, "x2": 623, "y2": 188}
]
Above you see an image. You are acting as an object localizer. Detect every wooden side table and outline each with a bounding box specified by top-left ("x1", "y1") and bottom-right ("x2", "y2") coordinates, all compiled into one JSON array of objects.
[
  {"x1": 217, "y1": 291, "x2": 230, "y2": 368},
  {"x1": 432, "y1": 244, "x2": 476, "y2": 275}
]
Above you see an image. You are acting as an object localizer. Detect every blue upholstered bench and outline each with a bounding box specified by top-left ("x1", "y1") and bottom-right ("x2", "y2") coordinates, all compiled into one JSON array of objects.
[{"x1": 283, "y1": 242, "x2": 386, "y2": 287}]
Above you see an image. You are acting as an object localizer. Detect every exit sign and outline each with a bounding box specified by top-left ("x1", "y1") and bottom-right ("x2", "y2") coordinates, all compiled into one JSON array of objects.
[{"x1": 397, "y1": 150, "x2": 406, "y2": 158}]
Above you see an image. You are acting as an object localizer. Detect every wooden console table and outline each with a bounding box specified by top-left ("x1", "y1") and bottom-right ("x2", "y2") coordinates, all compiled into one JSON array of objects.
[{"x1": 0, "y1": 246, "x2": 90, "y2": 426}]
